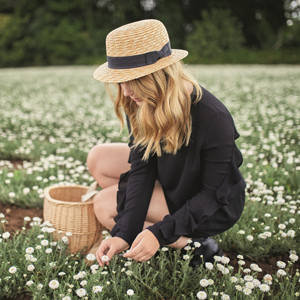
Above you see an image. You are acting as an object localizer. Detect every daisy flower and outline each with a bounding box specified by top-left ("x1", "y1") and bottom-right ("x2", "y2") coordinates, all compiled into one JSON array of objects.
[
  {"x1": 27, "y1": 265, "x2": 35, "y2": 272},
  {"x1": 101, "y1": 255, "x2": 110, "y2": 262},
  {"x1": 41, "y1": 240, "x2": 49, "y2": 246},
  {"x1": 2, "y1": 232, "x2": 10, "y2": 239},
  {"x1": 86, "y1": 253, "x2": 96, "y2": 261},
  {"x1": 199, "y1": 279, "x2": 209, "y2": 287},
  {"x1": 260, "y1": 284, "x2": 270, "y2": 292},
  {"x1": 93, "y1": 285, "x2": 103, "y2": 293},
  {"x1": 289, "y1": 254, "x2": 298, "y2": 262},
  {"x1": 8, "y1": 266, "x2": 17, "y2": 274},
  {"x1": 196, "y1": 291, "x2": 207, "y2": 299},
  {"x1": 76, "y1": 288, "x2": 87, "y2": 297},
  {"x1": 127, "y1": 289, "x2": 134, "y2": 296},
  {"x1": 48, "y1": 279, "x2": 60, "y2": 289},
  {"x1": 276, "y1": 261, "x2": 286, "y2": 268}
]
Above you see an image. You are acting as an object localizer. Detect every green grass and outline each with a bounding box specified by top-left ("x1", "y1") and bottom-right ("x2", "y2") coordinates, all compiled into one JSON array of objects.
[{"x1": 0, "y1": 65, "x2": 300, "y2": 299}]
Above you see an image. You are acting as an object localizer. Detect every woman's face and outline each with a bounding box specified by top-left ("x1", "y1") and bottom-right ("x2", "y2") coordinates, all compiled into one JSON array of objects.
[{"x1": 120, "y1": 82, "x2": 142, "y2": 106}]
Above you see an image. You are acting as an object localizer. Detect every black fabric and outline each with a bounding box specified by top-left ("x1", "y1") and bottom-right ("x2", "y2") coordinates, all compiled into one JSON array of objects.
[
  {"x1": 107, "y1": 41, "x2": 172, "y2": 69},
  {"x1": 110, "y1": 86, "x2": 246, "y2": 247}
]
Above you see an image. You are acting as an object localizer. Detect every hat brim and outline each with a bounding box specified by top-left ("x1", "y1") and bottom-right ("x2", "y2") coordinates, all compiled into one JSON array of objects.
[{"x1": 93, "y1": 49, "x2": 188, "y2": 83}]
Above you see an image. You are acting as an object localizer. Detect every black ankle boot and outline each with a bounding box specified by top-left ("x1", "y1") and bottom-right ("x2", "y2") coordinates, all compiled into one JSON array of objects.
[{"x1": 187, "y1": 237, "x2": 223, "y2": 268}]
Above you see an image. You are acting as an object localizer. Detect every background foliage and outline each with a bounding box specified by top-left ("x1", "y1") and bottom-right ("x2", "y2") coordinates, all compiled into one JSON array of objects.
[{"x1": 0, "y1": 0, "x2": 299, "y2": 67}]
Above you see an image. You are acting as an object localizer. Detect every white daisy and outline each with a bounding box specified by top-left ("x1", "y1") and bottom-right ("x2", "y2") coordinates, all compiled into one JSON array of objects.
[
  {"x1": 80, "y1": 280, "x2": 87, "y2": 286},
  {"x1": 260, "y1": 284, "x2": 270, "y2": 292},
  {"x1": 27, "y1": 265, "x2": 35, "y2": 272},
  {"x1": 101, "y1": 255, "x2": 110, "y2": 262},
  {"x1": 8, "y1": 266, "x2": 17, "y2": 274},
  {"x1": 26, "y1": 247, "x2": 34, "y2": 254},
  {"x1": 196, "y1": 291, "x2": 207, "y2": 299},
  {"x1": 2, "y1": 232, "x2": 10, "y2": 239},
  {"x1": 289, "y1": 254, "x2": 298, "y2": 262},
  {"x1": 86, "y1": 253, "x2": 96, "y2": 261},
  {"x1": 276, "y1": 261, "x2": 286, "y2": 268},
  {"x1": 205, "y1": 262, "x2": 213, "y2": 270},
  {"x1": 243, "y1": 288, "x2": 252, "y2": 295},
  {"x1": 48, "y1": 279, "x2": 60, "y2": 289},
  {"x1": 263, "y1": 274, "x2": 273, "y2": 285},
  {"x1": 235, "y1": 285, "x2": 243, "y2": 291},
  {"x1": 127, "y1": 289, "x2": 134, "y2": 296},
  {"x1": 194, "y1": 242, "x2": 201, "y2": 248},
  {"x1": 26, "y1": 280, "x2": 34, "y2": 286},
  {"x1": 76, "y1": 288, "x2": 87, "y2": 297},
  {"x1": 199, "y1": 279, "x2": 209, "y2": 287},
  {"x1": 41, "y1": 239, "x2": 49, "y2": 246},
  {"x1": 93, "y1": 285, "x2": 103, "y2": 293},
  {"x1": 62, "y1": 236, "x2": 69, "y2": 244},
  {"x1": 277, "y1": 269, "x2": 286, "y2": 276}
]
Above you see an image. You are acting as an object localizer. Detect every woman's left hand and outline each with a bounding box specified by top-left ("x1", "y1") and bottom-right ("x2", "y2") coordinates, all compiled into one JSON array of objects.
[{"x1": 123, "y1": 229, "x2": 159, "y2": 261}]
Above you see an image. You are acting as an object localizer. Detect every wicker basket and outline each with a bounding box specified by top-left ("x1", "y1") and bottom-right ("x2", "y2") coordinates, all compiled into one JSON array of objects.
[{"x1": 43, "y1": 185, "x2": 102, "y2": 254}]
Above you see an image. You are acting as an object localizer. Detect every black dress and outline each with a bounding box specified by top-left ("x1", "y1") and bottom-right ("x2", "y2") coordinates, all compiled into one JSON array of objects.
[{"x1": 110, "y1": 86, "x2": 246, "y2": 247}]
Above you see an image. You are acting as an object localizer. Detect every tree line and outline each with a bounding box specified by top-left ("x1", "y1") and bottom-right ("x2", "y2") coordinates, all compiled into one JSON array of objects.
[{"x1": 0, "y1": 0, "x2": 299, "y2": 67}]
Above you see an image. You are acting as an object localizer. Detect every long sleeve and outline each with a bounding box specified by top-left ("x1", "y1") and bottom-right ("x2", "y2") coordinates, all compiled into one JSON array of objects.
[
  {"x1": 147, "y1": 111, "x2": 246, "y2": 247},
  {"x1": 110, "y1": 123, "x2": 157, "y2": 246}
]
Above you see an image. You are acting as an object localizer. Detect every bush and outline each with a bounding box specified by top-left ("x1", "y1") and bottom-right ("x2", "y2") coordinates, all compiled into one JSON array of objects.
[
  {"x1": 185, "y1": 9, "x2": 245, "y2": 60},
  {"x1": 283, "y1": 19, "x2": 300, "y2": 48}
]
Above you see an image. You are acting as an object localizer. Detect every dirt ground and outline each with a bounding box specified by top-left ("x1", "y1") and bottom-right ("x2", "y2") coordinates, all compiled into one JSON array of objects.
[{"x1": 0, "y1": 202, "x2": 299, "y2": 299}]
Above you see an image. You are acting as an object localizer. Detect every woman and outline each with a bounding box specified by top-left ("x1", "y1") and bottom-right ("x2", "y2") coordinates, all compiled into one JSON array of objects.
[{"x1": 87, "y1": 19, "x2": 246, "y2": 267}]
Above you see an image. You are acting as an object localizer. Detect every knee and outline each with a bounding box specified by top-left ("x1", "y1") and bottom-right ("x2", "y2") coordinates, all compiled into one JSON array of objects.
[{"x1": 86, "y1": 144, "x2": 105, "y2": 176}]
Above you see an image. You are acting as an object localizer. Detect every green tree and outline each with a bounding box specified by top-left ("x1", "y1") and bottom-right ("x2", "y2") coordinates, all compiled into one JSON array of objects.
[{"x1": 185, "y1": 9, "x2": 245, "y2": 60}]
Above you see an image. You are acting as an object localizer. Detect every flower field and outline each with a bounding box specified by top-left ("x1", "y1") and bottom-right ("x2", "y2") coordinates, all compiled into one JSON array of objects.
[{"x1": 0, "y1": 65, "x2": 299, "y2": 299}]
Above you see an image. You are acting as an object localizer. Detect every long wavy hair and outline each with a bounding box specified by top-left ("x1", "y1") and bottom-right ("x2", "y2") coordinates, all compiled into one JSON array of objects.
[{"x1": 106, "y1": 61, "x2": 202, "y2": 161}]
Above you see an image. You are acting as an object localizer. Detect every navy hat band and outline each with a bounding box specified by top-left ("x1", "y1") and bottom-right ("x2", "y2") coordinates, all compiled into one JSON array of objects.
[{"x1": 107, "y1": 41, "x2": 171, "y2": 70}]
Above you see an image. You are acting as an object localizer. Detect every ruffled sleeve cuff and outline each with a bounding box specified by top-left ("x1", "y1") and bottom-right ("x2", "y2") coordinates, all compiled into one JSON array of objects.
[
  {"x1": 215, "y1": 145, "x2": 246, "y2": 205},
  {"x1": 147, "y1": 224, "x2": 180, "y2": 248},
  {"x1": 113, "y1": 230, "x2": 134, "y2": 247}
]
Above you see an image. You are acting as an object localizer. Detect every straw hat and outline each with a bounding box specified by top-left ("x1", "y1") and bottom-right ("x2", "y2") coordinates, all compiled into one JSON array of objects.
[{"x1": 93, "y1": 19, "x2": 188, "y2": 83}]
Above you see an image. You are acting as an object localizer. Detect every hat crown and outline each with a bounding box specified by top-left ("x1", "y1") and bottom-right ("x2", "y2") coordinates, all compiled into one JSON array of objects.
[{"x1": 106, "y1": 19, "x2": 170, "y2": 57}]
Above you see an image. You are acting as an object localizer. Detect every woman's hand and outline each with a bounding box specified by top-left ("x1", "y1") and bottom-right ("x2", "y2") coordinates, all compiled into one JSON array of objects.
[
  {"x1": 96, "y1": 237, "x2": 129, "y2": 267},
  {"x1": 123, "y1": 229, "x2": 159, "y2": 261}
]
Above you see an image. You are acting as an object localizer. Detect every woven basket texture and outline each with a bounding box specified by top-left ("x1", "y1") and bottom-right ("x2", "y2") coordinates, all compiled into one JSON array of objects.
[{"x1": 43, "y1": 185, "x2": 102, "y2": 254}]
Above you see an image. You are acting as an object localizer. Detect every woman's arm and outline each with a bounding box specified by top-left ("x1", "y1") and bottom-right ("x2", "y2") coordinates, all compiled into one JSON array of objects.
[
  {"x1": 110, "y1": 114, "x2": 158, "y2": 245},
  {"x1": 96, "y1": 136, "x2": 157, "y2": 265},
  {"x1": 111, "y1": 142, "x2": 157, "y2": 245}
]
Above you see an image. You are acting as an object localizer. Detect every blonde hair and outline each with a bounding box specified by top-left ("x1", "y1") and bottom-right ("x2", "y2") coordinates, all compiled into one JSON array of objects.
[{"x1": 106, "y1": 61, "x2": 202, "y2": 161}]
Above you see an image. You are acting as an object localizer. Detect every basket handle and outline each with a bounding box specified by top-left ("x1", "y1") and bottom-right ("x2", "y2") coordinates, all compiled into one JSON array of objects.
[{"x1": 81, "y1": 181, "x2": 98, "y2": 202}]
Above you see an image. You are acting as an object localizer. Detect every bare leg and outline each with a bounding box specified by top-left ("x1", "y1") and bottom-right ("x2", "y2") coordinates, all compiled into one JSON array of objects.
[
  {"x1": 87, "y1": 143, "x2": 130, "y2": 189},
  {"x1": 92, "y1": 181, "x2": 170, "y2": 233}
]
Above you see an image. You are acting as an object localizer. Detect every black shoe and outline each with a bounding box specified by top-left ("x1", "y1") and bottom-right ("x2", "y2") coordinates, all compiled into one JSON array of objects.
[{"x1": 187, "y1": 237, "x2": 223, "y2": 268}]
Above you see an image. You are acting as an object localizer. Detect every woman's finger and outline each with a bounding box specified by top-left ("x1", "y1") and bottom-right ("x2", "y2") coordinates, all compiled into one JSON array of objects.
[{"x1": 96, "y1": 240, "x2": 110, "y2": 266}]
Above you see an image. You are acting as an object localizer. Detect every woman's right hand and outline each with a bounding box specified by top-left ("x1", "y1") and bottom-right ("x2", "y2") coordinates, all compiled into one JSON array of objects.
[{"x1": 96, "y1": 237, "x2": 129, "y2": 267}]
